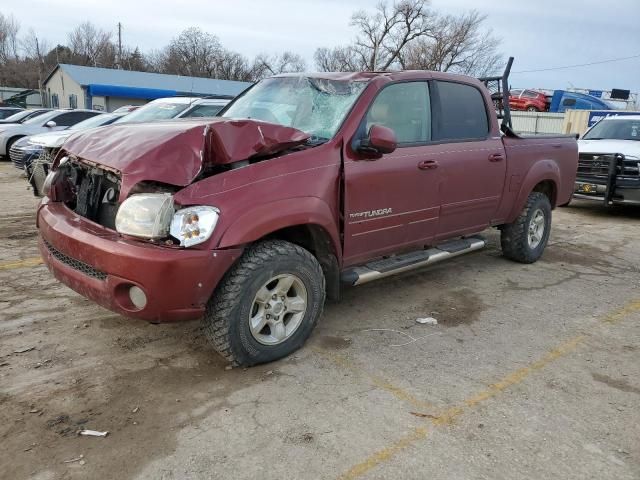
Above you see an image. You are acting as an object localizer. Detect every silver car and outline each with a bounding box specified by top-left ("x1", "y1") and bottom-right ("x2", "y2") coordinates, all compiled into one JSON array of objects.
[
  {"x1": 0, "y1": 109, "x2": 102, "y2": 157},
  {"x1": 116, "y1": 97, "x2": 230, "y2": 124}
]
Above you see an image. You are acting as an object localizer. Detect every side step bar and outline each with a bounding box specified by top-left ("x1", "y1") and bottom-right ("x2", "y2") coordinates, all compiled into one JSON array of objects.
[{"x1": 341, "y1": 236, "x2": 486, "y2": 286}]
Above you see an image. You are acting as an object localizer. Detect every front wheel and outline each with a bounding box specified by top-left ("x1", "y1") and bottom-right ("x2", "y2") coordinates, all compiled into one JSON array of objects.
[
  {"x1": 204, "y1": 240, "x2": 326, "y2": 366},
  {"x1": 501, "y1": 192, "x2": 552, "y2": 263}
]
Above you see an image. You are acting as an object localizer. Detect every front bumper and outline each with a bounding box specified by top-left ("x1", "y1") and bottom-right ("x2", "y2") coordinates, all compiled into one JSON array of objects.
[
  {"x1": 574, "y1": 179, "x2": 640, "y2": 205},
  {"x1": 38, "y1": 200, "x2": 243, "y2": 322},
  {"x1": 9, "y1": 144, "x2": 41, "y2": 170},
  {"x1": 575, "y1": 153, "x2": 640, "y2": 205}
]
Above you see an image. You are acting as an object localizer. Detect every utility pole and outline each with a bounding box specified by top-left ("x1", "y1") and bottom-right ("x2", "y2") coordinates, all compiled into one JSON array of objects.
[
  {"x1": 35, "y1": 36, "x2": 45, "y2": 107},
  {"x1": 117, "y1": 22, "x2": 123, "y2": 69}
]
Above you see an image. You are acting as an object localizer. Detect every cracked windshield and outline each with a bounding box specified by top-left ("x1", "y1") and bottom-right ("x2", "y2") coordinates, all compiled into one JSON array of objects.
[{"x1": 222, "y1": 77, "x2": 369, "y2": 140}]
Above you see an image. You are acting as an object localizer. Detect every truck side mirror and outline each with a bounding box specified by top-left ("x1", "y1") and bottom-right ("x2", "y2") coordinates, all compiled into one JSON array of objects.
[
  {"x1": 357, "y1": 124, "x2": 397, "y2": 158},
  {"x1": 45, "y1": 120, "x2": 57, "y2": 128}
]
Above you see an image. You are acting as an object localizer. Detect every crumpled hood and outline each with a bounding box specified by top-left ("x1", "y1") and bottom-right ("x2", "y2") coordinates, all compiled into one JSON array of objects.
[
  {"x1": 60, "y1": 118, "x2": 310, "y2": 193},
  {"x1": 578, "y1": 139, "x2": 640, "y2": 159}
]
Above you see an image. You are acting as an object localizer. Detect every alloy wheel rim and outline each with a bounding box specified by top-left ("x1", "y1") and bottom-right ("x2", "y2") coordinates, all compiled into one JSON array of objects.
[
  {"x1": 249, "y1": 274, "x2": 308, "y2": 346},
  {"x1": 527, "y1": 209, "x2": 545, "y2": 249}
]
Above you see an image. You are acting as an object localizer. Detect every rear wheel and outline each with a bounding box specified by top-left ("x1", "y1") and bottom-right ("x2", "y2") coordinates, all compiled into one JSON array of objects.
[
  {"x1": 501, "y1": 192, "x2": 552, "y2": 263},
  {"x1": 526, "y1": 106, "x2": 539, "y2": 112},
  {"x1": 204, "y1": 240, "x2": 325, "y2": 366}
]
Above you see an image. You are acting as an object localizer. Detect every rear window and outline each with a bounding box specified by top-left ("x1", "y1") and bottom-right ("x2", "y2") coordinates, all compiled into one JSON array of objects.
[{"x1": 434, "y1": 81, "x2": 489, "y2": 141}]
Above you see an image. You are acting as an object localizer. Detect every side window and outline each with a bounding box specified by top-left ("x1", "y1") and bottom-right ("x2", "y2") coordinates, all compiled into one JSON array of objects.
[
  {"x1": 53, "y1": 111, "x2": 97, "y2": 127},
  {"x1": 184, "y1": 104, "x2": 223, "y2": 118},
  {"x1": 434, "y1": 81, "x2": 489, "y2": 141},
  {"x1": 563, "y1": 98, "x2": 576, "y2": 107},
  {"x1": 365, "y1": 82, "x2": 431, "y2": 145}
]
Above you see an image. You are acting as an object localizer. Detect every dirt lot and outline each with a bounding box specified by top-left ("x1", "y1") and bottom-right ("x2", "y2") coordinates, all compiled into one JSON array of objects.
[{"x1": 0, "y1": 162, "x2": 638, "y2": 480}]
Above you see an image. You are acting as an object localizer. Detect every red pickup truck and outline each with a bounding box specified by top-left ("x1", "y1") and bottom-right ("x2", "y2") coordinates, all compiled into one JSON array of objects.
[{"x1": 38, "y1": 67, "x2": 578, "y2": 366}]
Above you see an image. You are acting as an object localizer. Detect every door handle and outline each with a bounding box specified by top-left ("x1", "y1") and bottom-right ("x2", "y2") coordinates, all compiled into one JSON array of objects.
[
  {"x1": 488, "y1": 153, "x2": 504, "y2": 162},
  {"x1": 418, "y1": 160, "x2": 438, "y2": 170}
]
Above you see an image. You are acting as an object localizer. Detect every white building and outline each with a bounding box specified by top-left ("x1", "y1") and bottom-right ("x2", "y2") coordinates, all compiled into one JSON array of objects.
[{"x1": 44, "y1": 64, "x2": 251, "y2": 112}]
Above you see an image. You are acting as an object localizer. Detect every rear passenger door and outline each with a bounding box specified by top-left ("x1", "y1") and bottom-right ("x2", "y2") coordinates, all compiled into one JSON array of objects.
[{"x1": 429, "y1": 80, "x2": 506, "y2": 240}]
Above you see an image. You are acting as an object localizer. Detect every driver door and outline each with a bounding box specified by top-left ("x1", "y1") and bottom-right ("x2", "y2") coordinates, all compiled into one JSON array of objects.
[{"x1": 342, "y1": 81, "x2": 441, "y2": 266}]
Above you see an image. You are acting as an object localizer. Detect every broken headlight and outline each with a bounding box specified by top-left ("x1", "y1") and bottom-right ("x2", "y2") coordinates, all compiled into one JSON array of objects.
[
  {"x1": 170, "y1": 206, "x2": 220, "y2": 247},
  {"x1": 115, "y1": 193, "x2": 174, "y2": 239}
]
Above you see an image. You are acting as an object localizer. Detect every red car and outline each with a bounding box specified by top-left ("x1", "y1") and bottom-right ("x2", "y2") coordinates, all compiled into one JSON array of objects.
[
  {"x1": 509, "y1": 89, "x2": 548, "y2": 111},
  {"x1": 38, "y1": 69, "x2": 577, "y2": 366}
]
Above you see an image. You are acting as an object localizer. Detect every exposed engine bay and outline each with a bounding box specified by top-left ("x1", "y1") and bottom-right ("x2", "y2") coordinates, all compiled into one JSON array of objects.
[{"x1": 57, "y1": 159, "x2": 122, "y2": 229}]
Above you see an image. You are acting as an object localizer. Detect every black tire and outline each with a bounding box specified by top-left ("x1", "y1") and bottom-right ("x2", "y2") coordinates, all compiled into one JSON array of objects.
[
  {"x1": 501, "y1": 192, "x2": 552, "y2": 263},
  {"x1": 526, "y1": 106, "x2": 539, "y2": 112},
  {"x1": 204, "y1": 240, "x2": 326, "y2": 366},
  {"x1": 5, "y1": 136, "x2": 23, "y2": 159}
]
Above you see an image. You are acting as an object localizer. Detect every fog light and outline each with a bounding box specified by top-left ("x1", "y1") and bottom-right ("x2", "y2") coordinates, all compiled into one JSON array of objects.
[{"x1": 129, "y1": 286, "x2": 147, "y2": 309}]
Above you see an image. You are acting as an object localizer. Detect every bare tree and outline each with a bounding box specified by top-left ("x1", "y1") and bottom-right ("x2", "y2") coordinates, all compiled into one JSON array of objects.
[
  {"x1": 315, "y1": 1, "x2": 501, "y2": 75},
  {"x1": 251, "y1": 51, "x2": 306, "y2": 79},
  {"x1": 401, "y1": 11, "x2": 500, "y2": 76},
  {"x1": 313, "y1": 46, "x2": 360, "y2": 72},
  {"x1": 0, "y1": 12, "x2": 20, "y2": 63},
  {"x1": 68, "y1": 22, "x2": 115, "y2": 67},
  {"x1": 156, "y1": 28, "x2": 263, "y2": 81},
  {"x1": 21, "y1": 28, "x2": 49, "y2": 60},
  {"x1": 216, "y1": 50, "x2": 254, "y2": 82},
  {"x1": 161, "y1": 27, "x2": 224, "y2": 77},
  {"x1": 349, "y1": 0, "x2": 433, "y2": 70},
  {"x1": 120, "y1": 46, "x2": 148, "y2": 71}
]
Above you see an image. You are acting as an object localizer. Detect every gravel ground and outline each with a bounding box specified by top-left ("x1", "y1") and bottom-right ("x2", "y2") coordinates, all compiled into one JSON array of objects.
[{"x1": 0, "y1": 163, "x2": 638, "y2": 480}]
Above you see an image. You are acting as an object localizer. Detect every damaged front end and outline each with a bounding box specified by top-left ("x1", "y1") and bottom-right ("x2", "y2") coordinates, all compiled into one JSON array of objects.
[
  {"x1": 50, "y1": 158, "x2": 123, "y2": 229},
  {"x1": 43, "y1": 118, "x2": 310, "y2": 246}
]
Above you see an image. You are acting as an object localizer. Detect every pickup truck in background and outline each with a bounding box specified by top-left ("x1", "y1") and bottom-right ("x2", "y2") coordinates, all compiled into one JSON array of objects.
[
  {"x1": 574, "y1": 115, "x2": 640, "y2": 205},
  {"x1": 37, "y1": 60, "x2": 578, "y2": 366},
  {"x1": 548, "y1": 90, "x2": 613, "y2": 113},
  {"x1": 508, "y1": 89, "x2": 615, "y2": 113}
]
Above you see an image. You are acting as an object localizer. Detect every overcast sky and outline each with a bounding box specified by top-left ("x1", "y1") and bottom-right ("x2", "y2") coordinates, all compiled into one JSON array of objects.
[{"x1": 5, "y1": 0, "x2": 640, "y2": 92}]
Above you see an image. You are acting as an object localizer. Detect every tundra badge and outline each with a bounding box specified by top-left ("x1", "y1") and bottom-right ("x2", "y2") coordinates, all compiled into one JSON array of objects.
[{"x1": 349, "y1": 208, "x2": 393, "y2": 220}]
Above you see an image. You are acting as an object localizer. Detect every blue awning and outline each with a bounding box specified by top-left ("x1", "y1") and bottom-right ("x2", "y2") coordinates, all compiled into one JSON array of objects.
[{"x1": 86, "y1": 84, "x2": 177, "y2": 99}]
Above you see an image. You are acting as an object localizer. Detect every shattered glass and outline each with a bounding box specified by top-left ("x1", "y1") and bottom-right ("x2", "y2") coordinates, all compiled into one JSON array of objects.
[{"x1": 222, "y1": 76, "x2": 369, "y2": 140}]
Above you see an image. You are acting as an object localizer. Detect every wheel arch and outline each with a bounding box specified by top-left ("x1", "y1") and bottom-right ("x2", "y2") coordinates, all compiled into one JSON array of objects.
[
  {"x1": 5, "y1": 134, "x2": 26, "y2": 152},
  {"x1": 216, "y1": 197, "x2": 342, "y2": 301},
  {"x1": 507, "y1": 160, "x2": 560, "y2": 222}
]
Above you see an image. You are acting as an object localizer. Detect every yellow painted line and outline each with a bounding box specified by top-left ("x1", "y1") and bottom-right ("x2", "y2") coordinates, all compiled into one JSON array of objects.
[
  {"x1": 315, "y1": 349, "x2": 436, "y2": 411},
  {"x1": 0, "y1": 257, "x2": 43, "y2": 271},
  {"x1": 602, "y1": 300, "x2": 640, "y2": 324},
  {"x1": 338, "y1": 427, "x2": 429, "y2": 480},
  {"x1": 433, "y1": 335, "x2": 585, "y2": 426},
  {"x1": 338, "y1": 334, "x2": 583, "y2": 479},
  {"x1": 337, "y1": 299, "x2": 640, "y2": 479}
]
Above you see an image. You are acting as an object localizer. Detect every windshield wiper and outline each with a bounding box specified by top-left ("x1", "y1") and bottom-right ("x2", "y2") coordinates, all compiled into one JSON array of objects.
[{"x1": 306, "y1": 135, "x2": 329, "y2": 146}]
